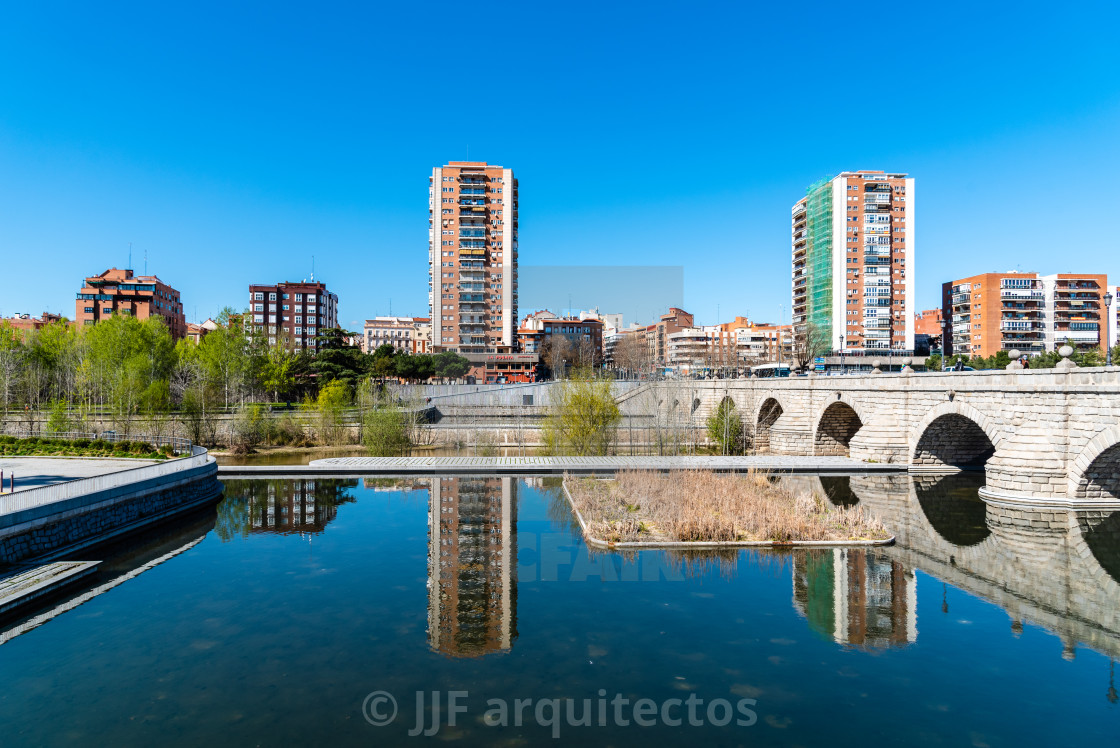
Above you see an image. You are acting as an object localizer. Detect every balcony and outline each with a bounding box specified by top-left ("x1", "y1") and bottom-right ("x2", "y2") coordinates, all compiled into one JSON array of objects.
[
  {"x1": 1000, "y1": 290, "x2": 1044, "y2": 299},
  {"x1": 1054, "y1": 329, "x2": 1100, "y2": 341},
  {"x1": 951, "y1": 293, "x2": 970, "y2": 305},
  {"x1": 1000, "y1": 321, "x2": 1043, "y2": 331}
]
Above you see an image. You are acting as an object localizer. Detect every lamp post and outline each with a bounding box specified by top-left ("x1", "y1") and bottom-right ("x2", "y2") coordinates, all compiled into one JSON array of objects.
[
  {"x1": 1105, "y1": 291, "x2": 1114, "y2": 367},
  {"x1": 838, "y1": 334, "x2": 845, "y2": 375}
]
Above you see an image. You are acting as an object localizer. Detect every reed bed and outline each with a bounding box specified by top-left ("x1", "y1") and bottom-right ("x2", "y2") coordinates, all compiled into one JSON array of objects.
[{"x1": 565, "y1": 470, "x2": 889, "y2": 544}]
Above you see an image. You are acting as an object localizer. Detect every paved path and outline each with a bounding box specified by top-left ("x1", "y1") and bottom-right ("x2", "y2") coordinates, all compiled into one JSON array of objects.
[
  {"x1": 217, "y1": 455, "x2": 906, "y2": 476},
  {"x1": 0, "y1": 458, "x2": 159, "y2": 492}
]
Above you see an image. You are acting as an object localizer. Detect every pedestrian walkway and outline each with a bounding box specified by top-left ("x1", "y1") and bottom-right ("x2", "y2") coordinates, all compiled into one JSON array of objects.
[
  {"x1": 0, "y1": 458, "x2": 159, "y2": 492},
  {"x1": 216, "y1": 455, "x2": 906, "y2": 476}
]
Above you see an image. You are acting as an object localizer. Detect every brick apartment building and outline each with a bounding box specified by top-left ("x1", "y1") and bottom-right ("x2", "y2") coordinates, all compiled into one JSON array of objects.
[
  {"x1": 943, "y1": 271, "x2": 1114, "y2": 358},
  {"x1": 793, "y1": 171, "x2": 915, "y2": 354},
  {"x1": 247, "y1": 281, "x2": 339, "y2": 352},
  {"x1": 76, "y1": 268, "x2": 187, "y2": 339},
  {"x1": 429, "y1": 161, "x2": 518, "y2": 379}
]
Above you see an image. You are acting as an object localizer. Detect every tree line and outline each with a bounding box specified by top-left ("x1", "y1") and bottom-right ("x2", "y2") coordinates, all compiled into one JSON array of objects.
[{"x1": 0, "y1": 311, "x2": 471, "y2": 438}]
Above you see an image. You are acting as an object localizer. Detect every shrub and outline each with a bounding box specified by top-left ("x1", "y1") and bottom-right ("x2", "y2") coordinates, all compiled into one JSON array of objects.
[
  {"x1": 542, "y1": 369, "x2": 621, "y2": 456},
  {"x1": 362, "y1": 407, "x2": 411, "y2": 456},
  {"x1": 707, "y1": 398, "x2": 744, "y2": 455}
]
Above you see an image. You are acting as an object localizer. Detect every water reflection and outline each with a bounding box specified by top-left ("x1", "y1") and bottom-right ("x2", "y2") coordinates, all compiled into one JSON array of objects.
[
  {"x1": 913, "y1": 473, "x2": 991, "y2": 546},
  {"x1": 839, "y1": 473, "x2": 1120, "y2": 662},
  {"x1": 792, "y1": 548, "x2": 916, "y2": 650},
  {"x1": 427, "y1": 477, "x2": 518, "y2": 658},
  {"x1": 215, "y1": 478, "x2": 358, "y2": 539}
]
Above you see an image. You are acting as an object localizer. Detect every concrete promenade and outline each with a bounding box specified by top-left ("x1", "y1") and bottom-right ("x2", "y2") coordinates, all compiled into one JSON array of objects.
[
  {"x1": 0, "y1": 458, "x2": 159, "y2": 492},
  {"x1": 217, "y1": 455, "x2": 907, "y2": 477}
]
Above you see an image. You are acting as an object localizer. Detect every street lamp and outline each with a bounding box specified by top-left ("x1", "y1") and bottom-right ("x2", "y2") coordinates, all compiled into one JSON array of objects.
[
  {"x1": 1105, "y1": 291, "x2": 1114, "y2": 367},
  {"x1": 838, "y1": 334, "x2": 845, "y2": 375}
]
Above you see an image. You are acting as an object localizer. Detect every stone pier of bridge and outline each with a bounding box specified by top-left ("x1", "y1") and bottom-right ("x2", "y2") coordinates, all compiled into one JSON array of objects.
[{"x1": 616, "y1": 367, "x2": 1120, "y2": 507}]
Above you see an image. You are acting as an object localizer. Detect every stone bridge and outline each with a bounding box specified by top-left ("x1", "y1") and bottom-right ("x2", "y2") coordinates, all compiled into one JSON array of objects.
[{"x1": 617, "y1": 368, "x2": 1120, "y2": 506}]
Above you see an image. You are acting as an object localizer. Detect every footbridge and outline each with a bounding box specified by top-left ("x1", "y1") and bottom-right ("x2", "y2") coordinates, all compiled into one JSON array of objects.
[{"x1": 617, "y1": 367, "x2": 1120, "y2": 506}]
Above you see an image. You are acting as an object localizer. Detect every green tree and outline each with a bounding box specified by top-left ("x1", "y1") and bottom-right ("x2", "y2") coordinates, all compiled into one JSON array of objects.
[
  {"x1": 542, "y1": 369, "x2": 621, "y2": 456},
  {"x1": 706, "y1": 398, "x2": 743, "y2": 455},
  {"x1": 315, "y1": 378, "x2": 351, "y2": 446},
  {"x1": 259, "y1": 342, "x2": 298, "y2": 403},
  {"x1": 432, "y1": 351, "x2": 470, "y2": 382},
  {"x1": 313, "y1": 328, "x2": 368, "y2": 387}
]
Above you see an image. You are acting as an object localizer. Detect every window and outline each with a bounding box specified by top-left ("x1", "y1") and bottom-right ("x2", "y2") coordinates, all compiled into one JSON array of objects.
[
  {"x1": 254, "y1": 314, "x2": 264, "y2": 323},
  {"x1": 268, "y1": 315, "x2": 276, "y2": 323},
  {"x1": 295, "y1": 316, "x2": 303, "y2": 324},
  {"x1": 268, "y1": 293, "x2": 277, "y2": 301},
  {"x1": 282, "y1": 304, "x2": 289, "y2": 311},
  {"x1": 295, "y1": 294, "x2": 303, "y2": 302},
  {"x1": 282, "y1": 293, "x2": 289, "y2": 300},
  {"x1": 295, "y1": 327, "x2": 303, "y2": 335},
  {"x1": 253, "y1": 303, "x2": 263, "y2": 312},
  {"x1": 254, "y1": 292, "x2": 264, "y2": 301}
]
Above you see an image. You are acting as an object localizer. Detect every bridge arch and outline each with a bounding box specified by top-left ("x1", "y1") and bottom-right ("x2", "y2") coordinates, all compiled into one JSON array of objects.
[
  {"x1": 814, "y1": 398, "x2": 864, "y2": 457},
  {"x1": 1067, "y1": 426, "x2": 1120, "y2": 503},
  {"x1": 754, "y1": 396, "x2": 785, "y2": 454},
  {"x1": 910, "y1": 402, "x2": 1000, "y2": 471}
]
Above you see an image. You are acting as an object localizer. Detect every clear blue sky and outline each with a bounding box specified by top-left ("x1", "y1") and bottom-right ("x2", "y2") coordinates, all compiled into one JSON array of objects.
[{"x1": 2, "y1": 1, "x2": 1119, "y2": 329}]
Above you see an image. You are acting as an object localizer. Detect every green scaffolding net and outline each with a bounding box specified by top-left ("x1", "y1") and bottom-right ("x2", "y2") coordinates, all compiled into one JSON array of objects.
[{"x1": 805, "y1": 177, "x2": 834, "y2": 351}]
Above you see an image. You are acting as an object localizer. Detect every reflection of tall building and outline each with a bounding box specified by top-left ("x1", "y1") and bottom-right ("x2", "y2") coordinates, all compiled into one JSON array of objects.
[
  {"x1": 793, "y1": 549, "x2": 916, "y2": 649},
  {"x1": 246, "y1": 479, "x2": 354, "y2": 535},
  {"x1": 428, "y1": 477, "x2": 517, "y2": 658}
]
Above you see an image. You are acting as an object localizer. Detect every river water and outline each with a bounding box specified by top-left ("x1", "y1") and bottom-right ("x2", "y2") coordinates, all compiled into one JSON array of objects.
[{"x1": 0, "y1": 473, "x2": 1116, "y2": 745}]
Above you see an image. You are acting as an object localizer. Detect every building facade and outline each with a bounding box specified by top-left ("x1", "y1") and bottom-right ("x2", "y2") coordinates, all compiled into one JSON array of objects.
[
  {"x1": 185, "y1": 318, "x2": 219, "y2": 345},
  {"x1": 943, "y1": 271, "x2": 1112, "y2": 359},
  {"x1": 792, "y1": 171, "x2": 915, "y2": 355},
  {"x1": 362, "y1": 316, "x2": 431, "y2": 355},
  {"x1": 247, "y1": 281, "x2": 339, "y2": 352},
  {"x1": 1, "y1": 312, "x2": 65, "y2": 333},
  {"x1": 76, "y1": 268, "x2": 187, "y2": 339},
  {"x1": 429, "y1": 161, "x2": 519, "y2": 376}
]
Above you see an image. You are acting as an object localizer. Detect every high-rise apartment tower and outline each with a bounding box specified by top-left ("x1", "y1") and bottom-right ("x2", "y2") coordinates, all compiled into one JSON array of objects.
[
  {"x1": 792, "y1": 171, "x2": 915, "y2": 354},
  {"x1": 429, "y1": 162, "x2": 518, "y2": 363}
]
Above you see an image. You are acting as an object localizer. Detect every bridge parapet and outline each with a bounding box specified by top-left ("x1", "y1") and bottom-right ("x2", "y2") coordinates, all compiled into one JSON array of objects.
[{"x1": 621, "y1": 367, "x2": 1120, "y2": 504}]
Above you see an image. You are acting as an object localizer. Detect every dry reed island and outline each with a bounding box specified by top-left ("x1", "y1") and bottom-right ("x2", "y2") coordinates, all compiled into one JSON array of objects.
[{"x1": 564, "y1": 470, "x2": 890, "y2": 546}]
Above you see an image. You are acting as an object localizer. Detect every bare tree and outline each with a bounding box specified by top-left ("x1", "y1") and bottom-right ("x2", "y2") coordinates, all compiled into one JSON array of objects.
[
  {"x1": 792, "y1": 321, "x2": 827, "y2": 372},
  {"x1": 542, "y1": 336, "x2": 573, "y2": 380},
  {"x1": 615, "y1": 333, "x2": 649, "y2": 380}
]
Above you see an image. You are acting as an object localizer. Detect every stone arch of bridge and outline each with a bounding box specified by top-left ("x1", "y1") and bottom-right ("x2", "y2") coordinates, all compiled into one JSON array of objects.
[
  {"x1": 754, "y1": 396, "x2": 786, "y2": 454},
  {"x1": 1067, "y1": 425, "x2": 1120, "y2": 503},
  {"x1": 811, "y1": 392, "x2": 869, "y2": 457},
  {"x1": 909, "y1": 401, "x2": 1002, "y2": 471}
]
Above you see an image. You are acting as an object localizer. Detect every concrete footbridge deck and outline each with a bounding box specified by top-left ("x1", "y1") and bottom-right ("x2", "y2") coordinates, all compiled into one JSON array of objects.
[{"x1": 217, "y1": 455, "x2": 907, "y2": 477}]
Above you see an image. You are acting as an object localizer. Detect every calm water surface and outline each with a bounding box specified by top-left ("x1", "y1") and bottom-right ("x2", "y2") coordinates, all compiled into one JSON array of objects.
[{"x1": 0, "y1": 473, "x2": 1117, "y2": 746}]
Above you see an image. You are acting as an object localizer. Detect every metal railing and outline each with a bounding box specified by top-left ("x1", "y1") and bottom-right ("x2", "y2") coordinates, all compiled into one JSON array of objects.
[{"x1": 0, "y1": 445, "x2": 211, "y2": 520}]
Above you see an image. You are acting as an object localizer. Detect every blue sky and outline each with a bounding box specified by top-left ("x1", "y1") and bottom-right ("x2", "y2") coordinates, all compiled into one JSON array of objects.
[{"x1": 2, "y1": 1, "x2": 1119, "y2": 329}]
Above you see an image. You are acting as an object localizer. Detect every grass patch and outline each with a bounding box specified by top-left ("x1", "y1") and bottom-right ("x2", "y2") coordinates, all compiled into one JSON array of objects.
[
  {"x1": 565, "y1": 470, "x2": 889, "y2": 544},
  {"x1": 0, "y1": 435, "x2": 169, "y2": 460}
]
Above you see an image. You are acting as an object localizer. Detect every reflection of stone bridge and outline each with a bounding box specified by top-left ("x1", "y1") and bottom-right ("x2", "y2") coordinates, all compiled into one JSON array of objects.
[
  {"x1": 790, "y1": 473, "x2": 1120, "y2": 661},
  {"x1": 620, "y1": 369, "x2": 1120, "y2": 505}
]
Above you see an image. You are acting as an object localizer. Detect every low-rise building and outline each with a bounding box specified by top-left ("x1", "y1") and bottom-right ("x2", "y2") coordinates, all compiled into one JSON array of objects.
[
  {"x1": 0, "y1": 312, "x2": 65, "y2": 333},
  {"x1": 76, "y1": 268, "x2": 186, "y2": 339},
  {"x1": 247, "y1": 280, "x2": 339, "y2": 352},
  {"x1": 185, "y1": 318, "x2": 219, "y2": 345},
  {"x1": 517, "y1": 311, "x2": 603, "y2": 372},
  {"x1": 363, "y1": 316, "x2": 432, "y2": 355}
]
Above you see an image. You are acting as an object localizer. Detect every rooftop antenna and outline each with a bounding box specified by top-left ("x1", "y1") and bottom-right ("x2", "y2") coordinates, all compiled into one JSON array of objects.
[{"x1": 311, "y1": 255, "x2": 315, "y2": 282}]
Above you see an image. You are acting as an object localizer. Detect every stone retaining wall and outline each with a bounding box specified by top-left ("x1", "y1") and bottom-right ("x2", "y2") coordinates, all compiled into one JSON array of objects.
[{"x1": 0, "y1": 461, "x2": 221, "y2": 564}]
